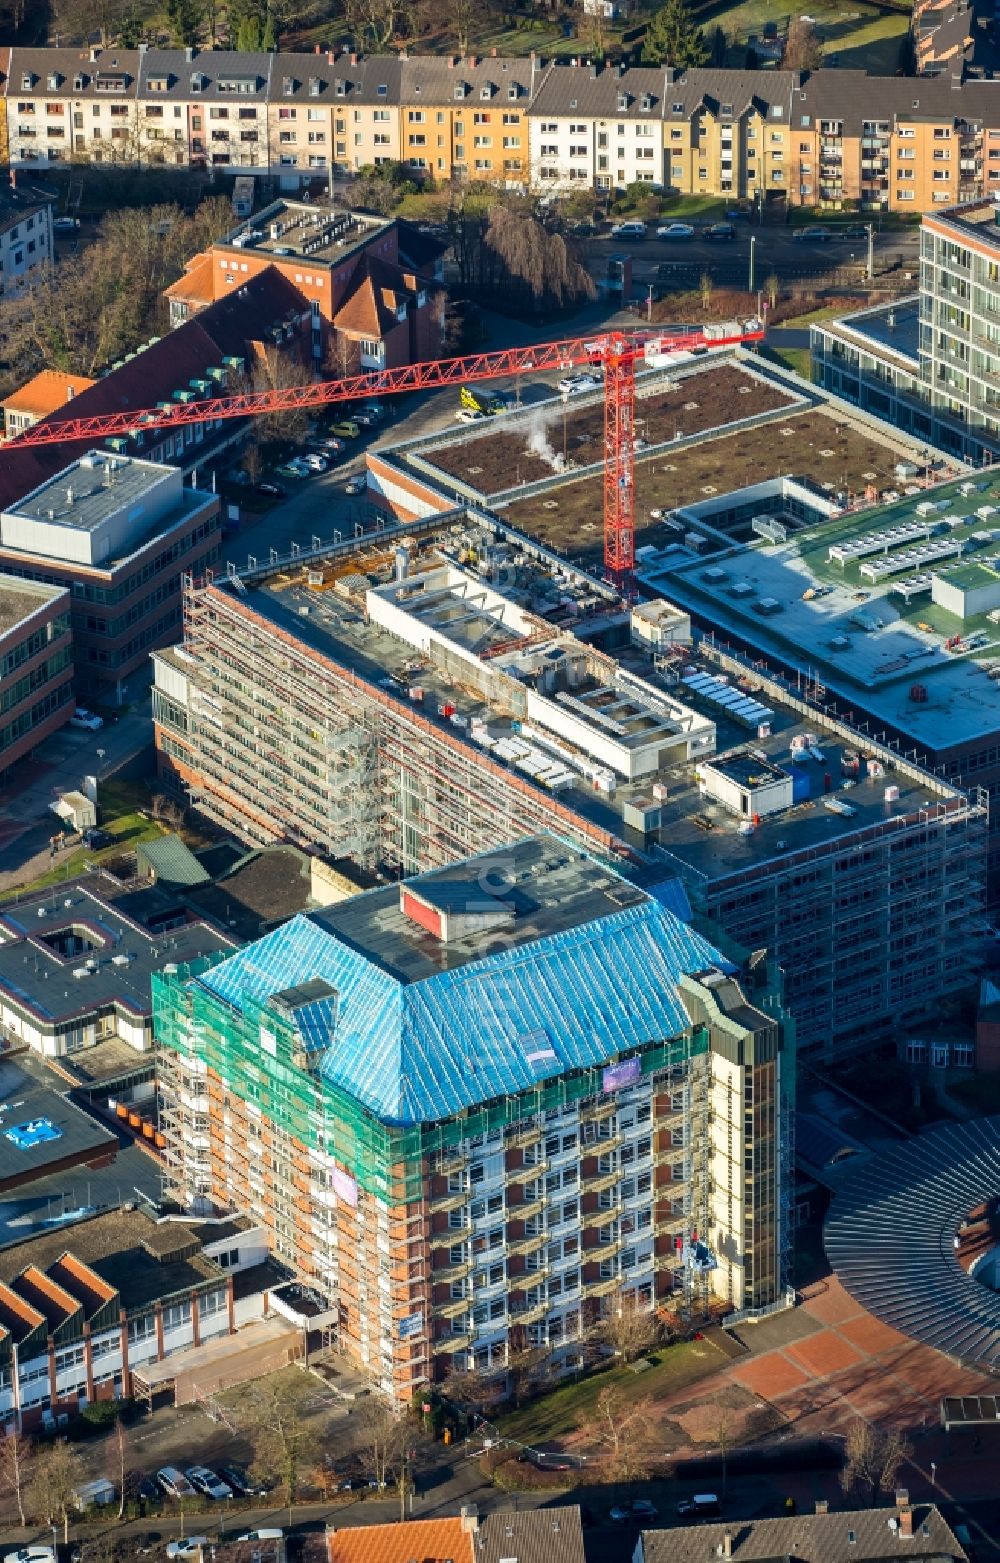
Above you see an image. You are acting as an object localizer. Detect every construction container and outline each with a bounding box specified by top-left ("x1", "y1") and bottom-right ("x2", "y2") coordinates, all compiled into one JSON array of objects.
[
  {"x1": 116, "y1": 1103, "x2": 129, "y2": 1120},
  {"x1": 791, "y1": 769, "x2": 810, "y2": 804},
  {"x1": 128, "y1": 1111, "x2": 141, "y2": 1129},
  {"x1": 884, "y1": 784, "x2": 900, "y2": 803},
  {"x1": 142, "y1": 1122, "x2": 155, "y2": 1140},
  {"x1": 154, "y1": 1132, "x2": 167, "y2": 1150}
]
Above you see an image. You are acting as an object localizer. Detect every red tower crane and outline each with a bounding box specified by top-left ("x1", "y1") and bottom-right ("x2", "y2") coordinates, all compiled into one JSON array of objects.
[{"x1": 7, "y1": 321, "x2": 764, "y2": 582}]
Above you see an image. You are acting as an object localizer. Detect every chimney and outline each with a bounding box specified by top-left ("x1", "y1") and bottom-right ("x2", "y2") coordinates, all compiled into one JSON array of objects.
[
  {"x1": 314, "y1": 42, "x2": 321, "y2": 52},
  {"x1": 184, "y1": 44, "x2": 194, "y2": 61},
  {"x1": 350, "y1": 51, "x2": 358, "y2": 64},
  {"x1": 460, "y1": 1505, "x2": 479, "y2": 1534},
  {"x1": 723, "y1": 1535, "x2": 733, "y2": 1559},
  {"x1": 899, "y1": 1509, "x2": 914, "y2": 1539},
  {"x1": 447, "y1": 54, "x2": 456, "y2": 67},
  {"x1": 327, "y1": 50, "x2": 335, "y2": 64},
  {"x1": 468, "y1": 53, "x2": 477, "y2": 67},
  {"x1": 89, "y1": 45, "x2": 100, "y2": 61},
  {"x1": 815, "y1": 1500, "x2": 829, "y2": 1515},
  {"x1": 491, "y1": 45, "x2": 497, "y2": 55}
]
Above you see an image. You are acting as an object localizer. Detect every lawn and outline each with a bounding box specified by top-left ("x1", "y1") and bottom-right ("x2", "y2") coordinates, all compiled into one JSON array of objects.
[
  {"x1": 766, "y1": 344, "x2": 812, "y2": 379},
  {"x1": 11, "y1": 779, "x2": 174, "y2": 896},
  {"x1": 779, "y1": 303, "x2": 855, "y2": 328},
  {"x1": 498, "y1": 1337, "x2": 727, "y2": 1446},
  {"x1": 702, "y1": 0, "x2": 909, "y2": 71}
]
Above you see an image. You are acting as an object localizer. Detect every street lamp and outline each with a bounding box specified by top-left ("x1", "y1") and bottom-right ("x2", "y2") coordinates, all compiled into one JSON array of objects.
[
  {"x1": 930, "y1": 1461, "x2": 937, "y2": 1489},
  {"x1": 748, "y1": 234, "x2": 756, "y2": 295}
]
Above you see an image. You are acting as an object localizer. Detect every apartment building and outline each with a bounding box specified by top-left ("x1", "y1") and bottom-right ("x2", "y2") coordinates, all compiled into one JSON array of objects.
[
  {"x1": 0, "y1": 184, "x2": 53, "y2": 297},
  {"x1": 400, "y1": 53, "x2": 540, "y2": 185},
  {"x1": 0, "y1": 576, "x2": 73, "y2": 782},
  {"x1": 154, "y1": 835, "x2": 792, "y2": 1399},
  {"x1": 786, "y1": 72, "x2": 1000, "y2": 211},
  {"x1": 812, "y1": 200, "x2": 1000, "y2": 463},
  {"x1": 4, "y1": 47, "x2": 1000, "y2": 212},
  {"x1": 0, "y1": 452, "x2": 221, "y2": 703},
  {"x1": 137, "y1": 47, "x2": 272, "y2": 174}
]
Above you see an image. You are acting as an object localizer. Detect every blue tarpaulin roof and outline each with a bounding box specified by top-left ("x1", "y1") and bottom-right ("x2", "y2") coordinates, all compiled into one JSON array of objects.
[{"x1": 196, "y1": 891, "x2": 723, "y2": 1126}]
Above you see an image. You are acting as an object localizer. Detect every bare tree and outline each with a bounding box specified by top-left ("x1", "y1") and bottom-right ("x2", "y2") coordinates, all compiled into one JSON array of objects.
[
  {"x1": 244, "y1": 344, "x2": 315, "y2": 449},
  {"x1": 0, "y1": 1429, "x2": 32, "y2": 1528},
  {"x1": 597, "y1": 1287, "x2": 661, "y2": 1365},
  {"x1": 765, "y1": 272, "x2": 781, "y2": 310},
  {"x1": 782, "y1": 16, "x2": 823, "y2": 69},
  {"x1": 27, "y1": 1438, "x2": 84, "y2": 1543},
  {"x1": 112, "y1": 1415, "x2": 129, "y2": 1520},
  {"x1": 586, "y1": 1383, "x2": 654, "y2": 1481},
  {"x1": 840, "y1": 1420, "x2": 912, "y2": 1507},
  {"x1": 506, "y1": 1327, "x2": 550, "y2": 1409},
  {"x1": 445, "y1": 0, "x2": 483, "y2": 53},
  {"x1": 228, "y1": 1372, "x2": 320, "y2": 1518},
  {"x1": 700, "y1": 270, "x2": 714, "y2": 312},
  {"x1": 353, "y1": 1396, "x2": 408, "y2": 1490}
]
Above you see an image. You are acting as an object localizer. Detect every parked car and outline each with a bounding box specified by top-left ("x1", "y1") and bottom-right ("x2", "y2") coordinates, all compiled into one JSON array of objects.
[
  {"x1": 235, "y1": 1533, "x2": 284, "y2": 1544},
  {"x1": 677, "y1": 1493, "x2": 721, "y2": 1517},
  {"x1": 330, "y1": 420, "x2": 361, "y2": 438},
  {"x1": 53, "y1": 216, "x2": 80, "y2": 233},
  {"x1": 165, "y1": 1541, "x2": 210, "y2": 1560},
  {"x1": 610, "y1": 220, "x2": 647, "y2": 238},
  {"x1": 840, "y1": 224, "x2": 868, "y2": 239},
  {"x1": 5, "y1": 1552, "x2": 57, "y2": 1563},
  {"x1": 633, "y1": 1499, "x2": 658, "y2": 1519},
  {"x1": 185, "y1": 1465, "x2": 232, "y2": 1500},
  {"x1": 275, "y1": 458, "x2": 311, "y2": 480},
  {"x1": 156, "y1": 1467, "x2": 196, "y2": 1499},
  {"x1": 361, "y1": 400, "x2": 385, "y2": 421},
  {"x1": 704, "y1": 222, "x2": 736, "y2": 241},
  {"x1": 218, "y1": 1464, "x2": 267, "y2": 1497},
  {"x1": 558, "y1": 371, "x2": 602, "y2": 395},
  {"x1": 82, "y1": 827, "x2": 112, "y2": 850},
  {"x1": 345, "y1": 475, "x2": 366, "y2": 495},
  {"x1": 656, "y1": 221, "x2": 694, "y2": 239},
  {"x1": 455, "y1": 407, "x2": 485, "y2": 423},
  {"x1": 256, "y1": 480, "x2": 287, "y2": 497},
  {"x1": 70, "y1": 708, "x2": 104, "y2": 730},
  {"x1": 303, "y1": 452, "x2": 329, "y2": 473},
  {"x1": 353, "y1": 408, "x2": 379, "y2": 427},
  {"x1": 610, "y1": 1505, "x2": 634, "y2": 1523},
  {"x1": 793, "y1": 224, "x2": 835, "y2": 242}
]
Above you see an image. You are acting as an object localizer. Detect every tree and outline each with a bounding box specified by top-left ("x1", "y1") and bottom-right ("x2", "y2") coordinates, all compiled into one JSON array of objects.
[
  {"x1": 586, "y1": 1383, "x2": 654, "y2": 1481},
  {"x1": 506, "y1": 1327, "x2": 550, "y2": 1408},
  {"x1": 782, "y1": 16, "x2": 823, "y2": 69},
  {"x1": 342, "y1": 0, "x2": 408, "y2": 50},
  {"x1": 111, "y1": 1414, "x2": 129, "y2": 1521},
  {"x1": 765, "y1": 271, "x2": 781, "y2": 309},
  {"x1": 0, "y1": 1429, "x2": 33, "y2": 1528},
  {"x1": 597, "y1": 1287, "x2": 661, "y2": 1365},
  {"x1": 353, "y1": 1396, "x2": 409, "y2": 1491},
  {"x1": 700, "y1": 269, "x2": 713, "y2": 311},
  {"x1": 27, "y1": 1439, "x2": 84, "y2": 1543},
  {"x1": 445, "y1": 0, "x2": 483, "y2": 53},
  {"x1": 643, "y1": 0, "x2": 709, "y2": 67},
  {"x1": 840, "y1": 1421, "x2": 912, "y2": 1507},
  {"x1": 165, "y1": 0, "x2": 204, "y2": 45},
  {"x1": 228, "y1": 1372, "x2": 320, "y2": 1515}
]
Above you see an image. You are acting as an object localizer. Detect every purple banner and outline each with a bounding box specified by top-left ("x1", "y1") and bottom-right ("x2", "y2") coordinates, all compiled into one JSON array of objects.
[{"x1": 603, "y1": 1056, "x2": 642, "y2": 1093}]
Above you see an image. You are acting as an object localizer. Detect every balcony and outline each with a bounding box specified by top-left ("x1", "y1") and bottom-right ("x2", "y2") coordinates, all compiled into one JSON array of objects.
[
  {"x1": 584, "y1": 1168, "x2": 620, "y2": 1195},
  {"x1": 507, "y1": 1121, "x2": 542, "y2": 1149},
  {"x1": 512, "y1": 1195, "x2": 545, "y2": 1223},
  {"x1": 435, "y1": 1332, "x2": 473, "y2": 1354},
  {"x1": 507, "y1": 1230, "x2": 546, "y2": 1259},
  {"x1": 509, "y1": 1299, "x2": 548, "y2": 1326},
  {"x1": 429, "y1": 1187, "x2": 468, "y2": 1214},
  {"x1": 431, "y1": 1256, "x2": 473, "y2": 1282},
  {"x1": 585, "y1": 1274, "x2": 620, "y2": 1297},
  {"x1": 438, "y1": 1295, "x2": 472, "y2": 1321}
]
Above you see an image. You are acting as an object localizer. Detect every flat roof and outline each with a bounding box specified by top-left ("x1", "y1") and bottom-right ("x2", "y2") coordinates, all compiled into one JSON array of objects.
[
  {"x1": 0, "y1": 1051, "x2": 117, "y2": 1193},
  {"x1": 313, "y1": 835, "x2": 649, "y2": 984},
  {"x1": 5, "y1": 452, "x2": 173, "y2": 535},
  {"x1": 223, "y1": 515, "x2": 961, "y2": 881},
  {"x1": 221, "y1": 199, "x2": 390, "y2": 266},
  {"x1": 0, "y1": 882, "x2": 235, "y2": 1025},
  {"x1": 928, "y1": 199, "x2": 1000, "y2": 249},
  {"x1": 820, "y1": 296, "x2": 922, "y2": 371},
  {"x1": 0, "y1": 1205, "x2": 223, "y2": 1314},
  {"x1": 655, "y1": 474, "x2": 1000, "y2": 754},
  {"x1": 0, "y1": 1141, "x2": 163, "y2": 1249},
  {"x1": 0, "y1": 574, "x2": 66, "y2": 636}
]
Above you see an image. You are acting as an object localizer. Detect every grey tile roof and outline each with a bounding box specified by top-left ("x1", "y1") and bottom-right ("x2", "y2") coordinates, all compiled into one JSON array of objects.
[
  {"x1": 790, "y1": 67, "x2": 1000, "y2": 127},
  {"x1": 681, "y1": 66, "x2": 799, "y2": 116},
  {"x1": 529, "y1": 61, "x2": 797, "y2": 119},
  {"x1": 474, "y1": 1507, "x2": 586, "y2": 1563},
  {"x1": 7, "y1": 45, "x2": 141, "y2": 99},
  {"x1": 136, "y1": 47, "x2": 272, "y2": 101},
  {"x1": 640, "y1": 1505, "x2": 968, "y2": 1563},
  {"x1": 401, "y1": 50, "x2": 544, "y2": 106},
  {"x1": 269, "y1": 51, "x2": 404, "y2": 105}
]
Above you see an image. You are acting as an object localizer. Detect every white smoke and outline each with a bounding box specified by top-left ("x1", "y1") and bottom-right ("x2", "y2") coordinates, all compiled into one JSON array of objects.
[{"x1": 525, "y1": 408, "x2": 565, "y2": 473}]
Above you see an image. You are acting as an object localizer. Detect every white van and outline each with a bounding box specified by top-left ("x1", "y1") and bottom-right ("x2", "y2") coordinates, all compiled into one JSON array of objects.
[{"x1": 677, "y1": 1494, "x2": 721, "y2": 1517}]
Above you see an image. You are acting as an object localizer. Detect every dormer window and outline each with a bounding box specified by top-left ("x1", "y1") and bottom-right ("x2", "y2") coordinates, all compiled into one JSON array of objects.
[
  {"x1": 672, "y1": 101, "x2": 683, "y2": 113},
  {"x1": 73, "y1": 73, "x2": 85, "y2": 90},
  {"x1": 378, "y1": 82, "x2": 387, "y2": 95},
  {"x1": 148, "y1": 75, "x2": 168, "y2": 91},
  {"x1": 308, "y1": 77, "x2": 321, "y2": 96},
  {"x1": 480, "y1": 83, "x2": 492, "y2": 99},
  {"x1": 20, "y1": 73, "x2": 32, "y2": 90},
  {"x1": 191, "y1": 72, "x2": 204, "y2": 91},
  {"x1": 507, "y1": 83, "x2": 518, "y2": 100},
  {"x1": 570, "y1": 98, "x2": 577, "y2": 109},
  {"x1": 454, "y1": 83, "x2": 467, "y2": 99},
  {"x1": 617, "y1": 91, "x2": 628, "y2": 111},
  {"x1": 640, "y1": 93, "x2": 652, "y2": 111},
  {"x1": 47, "y1": 72, "x2": 60, "y2": 90},
  {"x1": 721, "y1": 102, "x2": 732, "y2": 117},
  {"x1": 335, "y1": 79, "x2": 346, "y2": 96},
  {"x1": 282, "y1": 76, "x2": 294, "y2": 95}
]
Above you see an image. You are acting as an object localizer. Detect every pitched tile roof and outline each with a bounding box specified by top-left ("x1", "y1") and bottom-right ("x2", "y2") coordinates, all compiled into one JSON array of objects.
[
  {"x1": 8, "y1": 46, "x2": 142, "y2": 98},
  {"x1": 163, "y1": 251, "x2": 216, "y2": 308},
  {"x1": 789, "y1": 67, "x2": 1000, "y2": 127},
  {"x1": 640, "y1": 1504, "x2": 968, "y2": 1563},
  {"x1": 529, "y1": 61, "x2": 797, "y2": 119},
  {"x1": 3, "y1": 370, "x2": 96, "y2": 418},
  {"x1": 326, "y1": 1518, "x2": 473, "y2": 1563},
  {"x1": 474, "y1": 1508, "x2": 586, "y2": 1563},
  {"x1": 401, "y1": 51, "x2": 544, "y2": 106},
  {"x1": 334, "y1": 252, "x2": 416, "y2": 337},
  {"x1": 137, "y1": 47, "x2": 272, "y2": 100},
  {"x1": 0, "y1": 266, "x2": 308, "y2": 511}
]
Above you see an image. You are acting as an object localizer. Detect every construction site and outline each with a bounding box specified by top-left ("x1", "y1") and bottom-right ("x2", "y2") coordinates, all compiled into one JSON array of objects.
[
  {"x1": 153, "y1": 836, "x2": 792, "y2": 1400},
  {"x1": 152, "y1": 502, "x2": 987, "y2": 1062}
]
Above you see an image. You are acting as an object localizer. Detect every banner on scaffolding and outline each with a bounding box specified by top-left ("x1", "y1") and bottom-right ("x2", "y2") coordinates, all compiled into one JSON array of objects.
[{"x1": 602, "y1": 1056, "x2": 641, "y2": 1094}]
